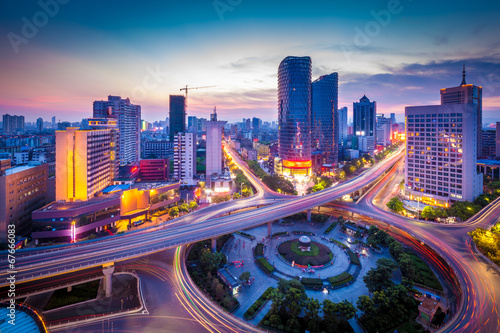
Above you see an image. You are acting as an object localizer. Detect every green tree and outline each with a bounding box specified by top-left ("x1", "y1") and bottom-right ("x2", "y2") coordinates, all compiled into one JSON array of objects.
[
  {"x1": 421, "y1": 206, "x2": 436, "y2": 220},
  {"x1": 200, "y1": 248, "x2": 226, "y2": 273},
  {"x1": 178, "y1": 203, "x2": 189, "y2": 213},
  {"x1": 398, "y1": 253, "x2": 417, "y2": 283},
  {"x1": 304, "y1": 298, "x2": 321, "y2": 332},
  {"x1": 363, "y1": 258, "x2": 399, "y2": 292},
  {"x1": 233, "y1": 192, "x2": 241, "y2": 199},
  {"x1": 387, "y1": 197, "x2": 404, "y2": 213},
  {"x1": 169, "y1": 206, "x2": 179, "y2": 217},
  {"x1": 239, "y1": 271, "x2": 251, "y2": 281},
  {"x1": 242, "y1": 188, "x2": 252, "y2": 197},
  {"x1": 188, "y1": 201, "x2": 198, "y2": 210}
]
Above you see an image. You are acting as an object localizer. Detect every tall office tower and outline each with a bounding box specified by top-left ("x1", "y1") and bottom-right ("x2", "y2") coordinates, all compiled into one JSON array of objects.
[
  {"x1": 206, "y1": 109, "x2": 227, "y2": 184},
  {"x1": 245, "y1": 118, "x2": 251, "y2": 131},
  {"x1": 390, "y1": 113, "x2": 396, "y2": 124},
  {"x1": 93, "y1": 96, "x2": 141, "y2": 166},
  {"x1": 52, "y1": 116, "x2": 56, "y2": 129},
  {"x1": 197, "y1": 118, "x2": 207, "y2": 133},
  {"x1": 187, "y1": 116, "x2": 198, "y2": 133},
  {"x1": 376, "y1": 114, "x2": 393, "y2": 146},
  {"x1": 497, "y1": 122, "x2": 500, "y2": 159},
  {"x1": 36, "y1": 117, "x2": 43, "y2": 133},
  {"x1": 338, "y1": 107, "x2": 348, "y2": 159},
  {"x1": 173, "y1": 132, "x2": 196, "y2": 183},
  {"x1": 82, "y1": 118, "x2": 120, "y2": 180},
  {"x1": 481, "y1": 129, "x2": 496, "y2": 158},
  {"x1": 169, "y1": 95, "x2": 186, "y2": 141},
  {"x1": 0, "y1": 162, "x2": 48, "y2": 242},
  {"x1": 277, "y1": 56, "x2": 312, "y2": 176},
  {"x1": 56, "y1": 127, "x2": 116, "y2": 202},
  {"x1": 2, "y1": 114, "x2": 25, "y2": 134},
  {"x1": 353, "y1": 95, "x2": 376, "y2": 138},
  {"x1": 405, "y1": 103, "x2": 482, "y2": 204},
  {"x1": 440, "y1": 66, "x2": 482, "y2": 158},
  {"x1": 311, "y1": 73, "x2": 339, "y2": 165},
  {"x1": 252, "y1": 117, "x2": 261, "y2": 131}
]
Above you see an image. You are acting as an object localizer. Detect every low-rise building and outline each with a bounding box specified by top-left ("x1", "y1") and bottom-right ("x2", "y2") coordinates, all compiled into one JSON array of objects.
[
  {"x1": 140, "y1": 158, "x2": 169, "y2": 181},
  {"x1": 217, "y1": 268, "x2": 241, "y2": 295}
]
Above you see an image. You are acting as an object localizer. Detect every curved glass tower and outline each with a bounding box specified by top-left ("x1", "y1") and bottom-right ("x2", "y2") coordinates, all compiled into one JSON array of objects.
[
  {"x1": 312, "y1": 73, "x2": 339, "y2": 165},
  {"x1": 277, "y1": 56, "x2": 312, "y2": 176}
]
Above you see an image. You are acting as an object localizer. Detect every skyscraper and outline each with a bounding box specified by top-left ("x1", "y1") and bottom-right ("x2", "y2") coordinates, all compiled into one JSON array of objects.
[
  {"x1": 187, "y1": 116, "x2": 198, "y2": 133},
  {"x1": 2, "y1": 114, "x2": 25, "y2": 134},
  {"x1": 36, "y1": 117, "x2": 43, "y2": 133},
  {"x1": 440, "y1": 66, "x2": 482, "y2": 158},
  {"x1": 376, "y1": 114, "x2": 393, "y2": 146},
  {"x1": 56, "y1": 127, "x2": 116, "y2": 202},
  {"x1": 405, "y1": 103, "x2": 482, "y2": 204},
  {"x1": 169, "y1": 95, "x2": 186, "y2": 141},
  {"x1": 312, "y1": 73, "x2": 339, "y2": 165},
  {"x1": 353, "y1": 95, "x2": 376, "y2": 138},
  {"x1": 338, "y1": 107, "x2": 348, "y2": 159},
  {"x1": 252, "y1": 117, "x2": 260, "y2": 131},
  {"x1": 277, "y1": 56, "x2": 312, "y2": 176},
  {"x1": 52, "y1": 116, "x2": 56, "y2": 129},
  {"x1": 93, "y1": 96, "x2": 141, "y2": 166},
  {"x1": 206, "y1": 109, "x2": 227, "y2": 184}
]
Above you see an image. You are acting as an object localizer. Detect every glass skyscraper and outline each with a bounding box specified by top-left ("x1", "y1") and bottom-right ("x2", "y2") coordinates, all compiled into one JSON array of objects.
[
  {"x1": 353, "y1": 95, "x2": 376, "y2": 137},
  {"x1": 278, "y1": 56, "x2": 312, "y2": 176},
  {"x1": 169, "y1": 95, "x2": 186, "y2": 142},
  {"x1": 312, "y1": 73, "x2": 339, "y2": 165}
]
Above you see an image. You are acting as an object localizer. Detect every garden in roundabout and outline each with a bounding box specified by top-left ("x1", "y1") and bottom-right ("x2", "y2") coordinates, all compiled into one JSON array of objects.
[{"x1": 277, "y1": 237, "x2": 333, "y2": 267}]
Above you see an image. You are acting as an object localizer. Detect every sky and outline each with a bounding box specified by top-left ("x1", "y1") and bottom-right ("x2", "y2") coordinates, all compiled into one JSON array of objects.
[{"x1": 1, "y1": 0, "x2": 500, "y2": 124}]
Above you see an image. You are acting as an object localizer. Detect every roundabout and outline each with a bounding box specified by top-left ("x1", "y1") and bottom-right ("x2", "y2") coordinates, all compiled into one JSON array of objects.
[{"x1": 277, "y1": 237, "x2": 333, "y2": 267}]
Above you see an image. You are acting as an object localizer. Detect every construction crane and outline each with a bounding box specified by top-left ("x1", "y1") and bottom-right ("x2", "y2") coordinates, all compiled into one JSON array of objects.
[{"x1": 179, "y1": 85, "x2": 215, "y2": 106}]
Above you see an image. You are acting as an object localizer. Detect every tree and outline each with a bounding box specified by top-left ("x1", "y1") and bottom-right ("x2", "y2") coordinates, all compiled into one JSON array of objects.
[
  {"x1": 398, "y1": 253, "x2": 417, "y2": 283},
  {"x1": 387, "y1": 197, "x2": 404, "y2": 213},
  {"x1": 304, "y1": 298, "x2": 321, "y2": 332},
  {"x1": 178, "y1": 203, "x2": 189, "y2": 213},
  {"x1": 239, "y1": 271, "x2": 251, "y2": 281},
  {"x1": 363, "y1": 258, "x2": 398, "y2": 292},
  {"x1": 169, "y1": 206, "x2": 179, "y2": 217},
  {"x1": 200, "y1": 248, "x2": 226, "y2": 273},
  {"x1": 421, "y1": 206, "x2": 436, "y2": 220},
  {"x1": 188, "y1": 201, "x2": 198, "y2": 210},
  {"x1": 233, "y1": 192, "x2": 241, "y2": 199},
  {"x1": 242, "y1": 188, "x2": 252, "y2": 197}
]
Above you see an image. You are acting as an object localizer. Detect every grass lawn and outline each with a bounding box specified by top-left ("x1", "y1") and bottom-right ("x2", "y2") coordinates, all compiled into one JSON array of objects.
[
  {"x1": 406, "y1": 251, "x2": 443, "y2": 291},
  {"x1": 45, "y1": 280, "x2": 100, "y2": 311},
  {"x1": 278, "y1": 240, "x2": 333, "y2": 266}
]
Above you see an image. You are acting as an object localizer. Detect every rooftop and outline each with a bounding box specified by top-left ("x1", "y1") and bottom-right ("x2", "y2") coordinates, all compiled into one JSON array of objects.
[
  {"x1": 37, "y1": 192, "x2": 121, "y2": 212},
  {"x1": 419, "y1": 297, "x2": 440, "y2": 314},
  {"x1": 131, "y1": 181, "x2": 178, "y2": 191},
  {"x1": 3, "y1": 164, "x2": 38, "y2": 175}
]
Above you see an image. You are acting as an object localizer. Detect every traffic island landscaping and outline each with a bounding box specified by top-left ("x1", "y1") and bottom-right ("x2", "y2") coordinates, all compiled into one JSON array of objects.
[{"x1": 278, "y1": 239, "x2": 333, "y2": 267}]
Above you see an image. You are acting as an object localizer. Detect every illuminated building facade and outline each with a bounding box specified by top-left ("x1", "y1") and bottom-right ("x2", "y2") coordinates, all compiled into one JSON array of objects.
[
  {"x1": 56, "y1": 128, "x2": 116, "y2": 202},
  {"x1": 277, "y1": 56, "x2": 312, "y2": 176},
  {"x1": 405, "y1": 103, "x2": 482, "y2": 205},
  {"x1": 206, "y1": 110, "x2": 227, "y2": 184},
  {"x1": 173, "y1": 132, "x2": 196, "y2": 184},
  {"x1": 93, "y1": 96, "x2": 141, "y2": 165},
  {"x1": 440, "y1": 66, "x2": 482, "y2": 158},
  {"x1": 311, "y1": 73, "x2": 339, "y2": 165}
]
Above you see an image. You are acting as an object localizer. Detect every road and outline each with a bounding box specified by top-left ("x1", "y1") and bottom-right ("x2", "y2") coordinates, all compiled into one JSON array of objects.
[{"x1": 0, "y1": 147, "x2": 404, "y2": 287}]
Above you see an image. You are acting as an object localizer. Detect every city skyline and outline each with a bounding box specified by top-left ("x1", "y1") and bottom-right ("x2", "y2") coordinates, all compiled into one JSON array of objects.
[{"x1": 1, "y1": 0, "x2": 500, "y2": 123}]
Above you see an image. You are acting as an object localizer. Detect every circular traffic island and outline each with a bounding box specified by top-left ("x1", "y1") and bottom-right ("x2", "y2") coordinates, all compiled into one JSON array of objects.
[{"x1": 278, "y1": 238, "x2": 333, "y2": 267}]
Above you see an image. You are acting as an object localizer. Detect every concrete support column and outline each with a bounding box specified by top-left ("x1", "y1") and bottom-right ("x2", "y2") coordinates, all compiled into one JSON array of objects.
[
  {"x1": 267, "y1": 221, "x2": 272, "y2": 237},
  {"x1": 67, "y1": 285, "x2": 72, "y2": 292},
  {"x1": 103, "y1": 264, "x2": 115, "y2": 298},
  {"x1": 307, "y1": 209, "x2": 312, "y2": 222},
  {"x1": 211, "y1": 238, "x2": 217, "y2": 252}
]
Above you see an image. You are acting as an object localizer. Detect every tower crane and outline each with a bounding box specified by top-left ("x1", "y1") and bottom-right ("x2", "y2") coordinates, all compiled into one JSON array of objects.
[{"x1": 179, "y1": 85, "x2": 215, "y2": 106}]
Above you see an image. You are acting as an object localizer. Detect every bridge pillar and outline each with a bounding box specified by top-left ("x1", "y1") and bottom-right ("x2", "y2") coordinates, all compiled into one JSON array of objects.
[
  {"x1": 67, "y1": 285, "x2": 72, "y2": 292},
  {"x1": 267, "y1": 221, "x2": 272, "y2": 237},
  {"x1": 307, "y1": 209, "x2": 312, "y2": 222},
  {"x1": 102, "y1": 264, "x2": 115, "y2": 298},
  {"x1": 211, "y1": 238, "x2": 217, "y2": 252}
]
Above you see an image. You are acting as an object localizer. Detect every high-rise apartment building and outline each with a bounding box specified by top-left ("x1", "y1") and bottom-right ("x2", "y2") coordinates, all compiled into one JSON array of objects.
[
  {"x1": 173, "y1": 132, "x2": 196, "y2": 183},
  {"x1": 2, "y1": 114, "x2": 25, "y2": 134},
  {"x1": 93, "y1": 96, "x2": 141, "y2": 165},
  {"x1": 142, "y1": 140, "x2": 173, "y2": 159},
  {"x1": 405, "y1": 103, "x2": 482, "y2": 204},
  {"x1": 36, "y1": 117, "x2": 43, "y2": 133},
  {"x1": 277, "y1": 56, "x2": 312, "y2": 176},
  {"x1": 376, "y1": 114, "x2": 393, "y2": 146},
  {"x1": 312, "y1": 73, "x2": 339, "y2": 165},
  {"x1": 169, "y1": 95, "x2": 186, "y2": 141},
  {"x1": 353, "y1": 95, "x2": 376, "y2": 138},
  {"x1": 206, "y1": 110, "x2": 227, "y2": 183},
  {"x1": 56, "y1": 127, "x2": 116, "y2": 202},
  {"x1": 440, "y1": 66, "x2": 482, "y2": 158},
  {"x1": 188, "y1": 116, "x2": 198, "y2": 133},
  {"x1": 0, "y1": 163, "x2": 48, "y2": 242},
  {"x1": 497, "y1": 122, "x2": 500, "y2": 159}
]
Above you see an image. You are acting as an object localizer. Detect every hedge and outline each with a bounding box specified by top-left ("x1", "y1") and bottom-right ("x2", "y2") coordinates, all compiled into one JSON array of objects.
[
  {"x1": 256, "y1": 257, "x2": 275, "y2": 275},
  {"x1": 236, "y1": 231, "x2": 255, "y2": 240},
  {"x1": 243, "y1": 287, "x2": 274, "y2": 319},
  {"x1": 328, "y1": 272, "x2": 354, "y2": 287},
  {"x1": 254, "y1": 243, "x2": 264, "y2": 257},
  {"x1": 331, "y1": 238, "x2": 349, "y2": 249},
  {"x1": 300, "y1": 278, "x2": 323, "y2": 289},
  {"x1": 324, "y1": 222, "x2": 338, "y2": 234},
  {"x1": 272, "y1": 231, "x2": 288, "y2": 238},
  {"x1": 347, "y1": 249, "x2": 361, "y2": 266}
]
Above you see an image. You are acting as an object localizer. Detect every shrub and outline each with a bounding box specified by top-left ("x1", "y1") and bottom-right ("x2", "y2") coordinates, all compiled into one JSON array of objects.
[
  {"x1": 263, "y1": 320, "x2": 269, "y2": 326},
  {"x1": 254, "y1": 243, "x2": 264, "y2": 257},
  {"x1": 256, "y1": 257, "x2": 275, "y2": 275},
  {"x1": 328, "y1": 272, "x2": 354, "y2": 286}
]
